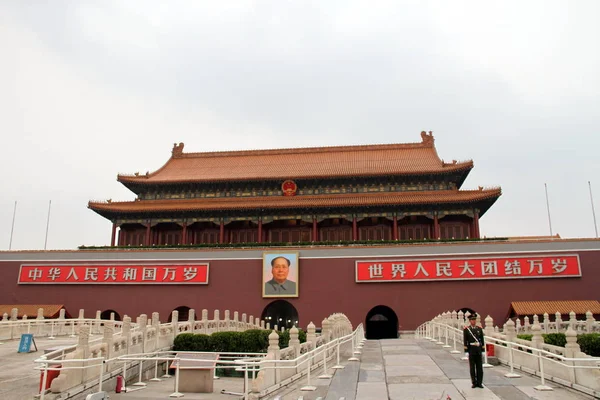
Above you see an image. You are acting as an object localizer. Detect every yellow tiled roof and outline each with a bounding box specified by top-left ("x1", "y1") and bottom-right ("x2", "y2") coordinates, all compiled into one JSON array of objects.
[
  {"x1": 117, "y1": 132, "x2": 473, "y2": 184},
  {"x1": 0, "y1": 304, "x2": 67, "y2": 319},
  {"x1": 510, "y1": 300, "x2": 600, "y2": 316}
]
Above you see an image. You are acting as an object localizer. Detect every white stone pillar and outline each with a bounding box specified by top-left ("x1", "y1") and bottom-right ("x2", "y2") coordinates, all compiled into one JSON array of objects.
[
  {"x1": 307, "y1": 322, "x2": 316, "y2": 350},
  {"x1": 201, "y1": 309, "x2": 208, "y2": 335},
  {"x1": 268, "y1": 331, "x2": 280, "y2": 384},
  {"x1": 122, "y1": 316, "x2": 132, "y2": 354},
  {"x1": 188, "y1": 309, "x2": 195, "y2": 333},
  {"x1": 585, "y1": 311, "x2": 595, "y2": 333},
  {"x1": 171, "y1": 311, "x2": 179, "y2": 342}
]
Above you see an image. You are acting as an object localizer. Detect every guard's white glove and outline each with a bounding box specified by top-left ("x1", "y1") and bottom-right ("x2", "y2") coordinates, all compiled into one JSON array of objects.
[{"x1": 464, "y1": 352, "x2": 469, "y2": 358}]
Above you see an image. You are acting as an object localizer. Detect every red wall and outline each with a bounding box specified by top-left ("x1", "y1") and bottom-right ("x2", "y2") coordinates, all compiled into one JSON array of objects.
[{"x1": 1, "y1": 248, "x2": 599, "y2": 331}]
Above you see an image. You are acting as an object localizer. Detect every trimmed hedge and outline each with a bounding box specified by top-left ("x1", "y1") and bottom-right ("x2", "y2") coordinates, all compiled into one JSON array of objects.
[
  {"x1": 173, "y1": 328, "x2": 306, "y2": 354},
  {"x1": 516, "y1": 332, "x2": 600, "y2": 357}
]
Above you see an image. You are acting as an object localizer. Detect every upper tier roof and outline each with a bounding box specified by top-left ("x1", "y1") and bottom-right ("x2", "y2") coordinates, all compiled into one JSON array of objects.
[{"x1": 118, "y1": 132, "x2": 473, "y2": 186}]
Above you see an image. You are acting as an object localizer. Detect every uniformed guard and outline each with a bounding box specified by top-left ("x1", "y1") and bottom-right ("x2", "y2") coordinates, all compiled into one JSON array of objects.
[{"x1": 463, "y1": 313, "x2": 485, "y2": 388}]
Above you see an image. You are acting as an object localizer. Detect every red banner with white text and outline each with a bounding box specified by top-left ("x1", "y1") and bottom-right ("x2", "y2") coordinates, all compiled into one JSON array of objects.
[
  {"x1": 18, "y1": 264, "x2": 209, "y2": 284},
  {"x1": 355, "y1": 255, "x2": 581, "y2": 282}
]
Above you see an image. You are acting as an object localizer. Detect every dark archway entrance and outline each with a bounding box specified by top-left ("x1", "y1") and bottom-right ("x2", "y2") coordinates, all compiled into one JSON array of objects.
[
  {"x1": 366, "y1": 305, "x2": 398, "y2": 339},
  {"x1": 100, "y1": 309, "x2": 121, "y2": 321},
  {"x1": 261, "y1": 300, "x2": 299, "y2": 330},
  {"x1": 168, "y1": 306, "x2": 191, "y2": 322}
]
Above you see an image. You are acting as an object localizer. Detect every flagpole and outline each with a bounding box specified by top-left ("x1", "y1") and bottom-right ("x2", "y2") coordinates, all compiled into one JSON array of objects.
[
  {"x1": 589, "y1": 181, "x2": 598, "y2": 238},
  {"x1": 544, "y1": 183, "x2": 553, "y2": 237},
  {"x1": 44, "y1": 200, "x2": 52, "y2": 250},
  {"x1": 9, "y1": 201, "x2": 17, "y2": 250}
]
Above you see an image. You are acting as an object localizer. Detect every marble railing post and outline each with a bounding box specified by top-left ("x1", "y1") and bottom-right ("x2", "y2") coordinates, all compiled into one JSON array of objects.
[
  {"x1": 188, "y1": 309, "x2": 196, "y2": 333},
  {"x1": 138, "y1": 314, "x2": 148, "y2": 352},
  {"x1": 78, "y1": 324, "x2": 91, "y2": 382},
  {"x1": 322, "y1": 318, "x2": 332, "y2": 342},
  {"x1": 543, "y1": 313, "x2": 549, "y2": 333},
  {"x1": 568, "y1": 311, "x2": 577, "y2": 331},
  {"x1": 103, "y1": 320, "x2": 115, "y2": 361},
  {"x1": 451, "y1": 310, "x2": 458, "y2": 328},
  {"x1": 171, "y1": 311, "x2": 179, "y2": 342},
  {"x1": 483, "y1": 315, "x2": 493, "y2": 336},
  {"x1": 201, "y1": 309, "x2": 208, "y2": 335},
  {"x1": 213, "y1": 310, "x2": 220, "y2": 333},
  {"x1": 225, "y1": 310, "x2": 231, "y2": 331},
  {"x1": 523, "y1": 316, "x2": 530, "y2": 332},
  {"x1": 564, "y1": 325, "x2": 580, "y2": 383},
  {"x1": 122, "y1": 317, "x2": 132, "y2": 354},
  {"x1": 268, "y1": 331, "x2": 280, "y2": 384},
  {"x1": 289, "y1": 326, "x2": 301, "y2": 358},
  {"x1": 585, "y1": 311, "x2": 595, "y2": 333},
  {"x1": 260, "y1": 320, "x2": 265, "y2": 329},
  {"x1": 457, "y1": 311, "x2": 464, "y2": 328},
  {"x1": 555, "y1": 312, "x2": 563, "y2": 332},
  {"x1": 504, "y1": 319, "x2": 516, "y2": 343},
  {"x1": 151, "y1": 312, "x2": 160, "y2": 349},
  {"x1": 10, "y1": 308, "x2": 18, "y2": 339},
  {"x1": 36, "y1": 308, "x2": 45, "y2": 336},
  {"x1": 531, "y1": 322, "x2": 543, "y2": 349},
  {"x1": 94, "y1": 310, "x2": 102, "y2": 334},
  {"x1": 58, "y1": 309, "x2": 66, "y2": 335},
  {"x1": 233, "y1": 311, "x2": 239, "y2": 331},
  {"x1": 307, "y1": 322, "x2": 316, "y2": 350}
]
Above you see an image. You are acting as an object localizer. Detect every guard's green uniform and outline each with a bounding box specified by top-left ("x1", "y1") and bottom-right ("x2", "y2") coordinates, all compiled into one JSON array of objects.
[{"x1": 463, "y1": 323, "x2": 485, "y2": 388}]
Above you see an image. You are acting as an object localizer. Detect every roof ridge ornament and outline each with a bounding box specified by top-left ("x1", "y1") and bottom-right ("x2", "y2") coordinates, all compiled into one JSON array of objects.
[
  {"x1": 420, "y1": 131, "x2": 434, "y2": 146},
  {"x1": 172, "y1": 142, "x2": 185, "y2": 158}
]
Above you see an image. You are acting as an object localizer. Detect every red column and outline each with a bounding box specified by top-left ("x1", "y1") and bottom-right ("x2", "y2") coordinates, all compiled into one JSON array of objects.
[
  {"x1": 145, "y1": 223, "x2": 151, "y2": 246},
  {"x1": 352, "y1": 216, "x2": 358, "y2": 241},
  {"x1": 111, "y1": 223, "x2": 117, "y2": 247},
  {"x1": 473, "y1": 210, "x2": 480, "y2": 239},
  {"x1": 312, "y1": 217, "x2": 318, "y2": 242},
  {"x1": 392, "y1": 216, "x2": 398, "y2": 240},
  {"x1": 433, "y1": 214, "x2": 440, "y2": 239},
  {"x1": 181, "y1": 223, "x2": 187, "y2": 245},
  {"x1": 257, "y1": 219, "x2": 262, "y2": 243},
  {"x1": 219, "y1": 220, "x2": 225, "y2": 243}
]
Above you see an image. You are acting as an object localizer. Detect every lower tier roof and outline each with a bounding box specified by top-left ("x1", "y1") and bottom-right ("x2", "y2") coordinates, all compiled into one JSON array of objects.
[{"x1": 89, "y1": 188, "x2": 501, "y2": 219}]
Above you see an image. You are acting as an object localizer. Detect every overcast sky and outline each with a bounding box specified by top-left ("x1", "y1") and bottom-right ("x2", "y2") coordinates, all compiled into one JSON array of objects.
[{"x1": 1, "y1": 1, "x2": 599, "y2": 250}]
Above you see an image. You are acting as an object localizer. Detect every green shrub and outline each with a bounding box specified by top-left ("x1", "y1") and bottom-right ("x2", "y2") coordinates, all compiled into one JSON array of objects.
[
  {"x1": 517, "y1": 334, "x2": 532, "y2": 341},
  {"x1": 577, "y1": 333, "x2": 600, "y2": 357},
  {"x1": 174, "y1": 328, "x2": 307, "y2": 354},
  {"x1": 209, "y1": 331, "x2": 242, "y2": 353},
  {"x1": 543, "y1": 333, "x2": 566, "y2": 347},
  {"x1": 173, "y1": 333, "x2": 195, "y2": 351},
  {"x1": 240, "y1": 329, "x2": 271, "y2": 353}
]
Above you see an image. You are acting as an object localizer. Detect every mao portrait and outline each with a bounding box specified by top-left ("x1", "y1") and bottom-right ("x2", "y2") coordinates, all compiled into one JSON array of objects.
[{"x1": 262, "y1": 252, "x2": 299, "y2": 298}]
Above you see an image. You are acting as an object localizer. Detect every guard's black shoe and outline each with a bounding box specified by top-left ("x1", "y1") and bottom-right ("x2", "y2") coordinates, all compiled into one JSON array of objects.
[
  {"x1": 477, "y1": 384, "x2": 484, "y2": 388},
  {"x1": 472, "y1": 384, "x2": 477, "y2": 388}
]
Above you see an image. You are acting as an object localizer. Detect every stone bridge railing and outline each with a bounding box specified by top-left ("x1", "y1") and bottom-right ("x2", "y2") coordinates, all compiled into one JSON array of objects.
[
  {"x1": 430, "y1": 309, "x2": 600, "y2": 335},
  {"x1": 421, "y1": 310, "x2": 600, "y2": 397}
]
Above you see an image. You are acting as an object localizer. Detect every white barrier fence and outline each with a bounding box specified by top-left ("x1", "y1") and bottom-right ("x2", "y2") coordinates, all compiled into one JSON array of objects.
[
  {"x1": 20, "y1": 309, "x2": 356, "y2": 399},
  {"x1": 417, "y1": 314, "x2": 600, "y2": 398}
]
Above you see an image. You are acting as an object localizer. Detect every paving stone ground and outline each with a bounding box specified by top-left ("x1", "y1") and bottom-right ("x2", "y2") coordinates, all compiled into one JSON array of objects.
[
  {"x1": 0, "y1": 336, "x2": 78, "y2": 400},
  {"x1": 0, "y1": 336, "x2": 597, "y2": 399}
]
